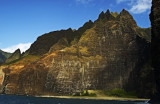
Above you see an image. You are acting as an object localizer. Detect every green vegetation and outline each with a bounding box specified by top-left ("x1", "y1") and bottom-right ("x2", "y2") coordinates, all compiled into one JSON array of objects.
[
  {"x1": 3, "y1": 55, "x2": 41, "y2": 65},
  {"x1": 72, "y1": 89, "x2": 137, "y2": 98},
  {"x1": 109, "y1": 88, "x2": 127, "y2": 97},
  {"x1": 3, "y1": 58, "x2": 22, "y2": 65},
  {"x1": 73, "y1": 90, "x2": 97, "y2": 97},
  {"x1": 101, "y1": 88, "x2": 137, "y2": 98}
]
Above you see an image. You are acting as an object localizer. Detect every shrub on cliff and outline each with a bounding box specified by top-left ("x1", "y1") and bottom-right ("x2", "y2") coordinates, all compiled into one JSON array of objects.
[
  {"x1": 73, "y1": 90, "x2": 97, "y2": 97},
  {"x1": 109, "y1": 88, "x2": 127, "y2": 97}
]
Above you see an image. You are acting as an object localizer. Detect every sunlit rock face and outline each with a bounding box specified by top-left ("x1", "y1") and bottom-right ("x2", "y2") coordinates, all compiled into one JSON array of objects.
[{"x1": 0, "y1": 9, "x2": 151, "y2": 96}]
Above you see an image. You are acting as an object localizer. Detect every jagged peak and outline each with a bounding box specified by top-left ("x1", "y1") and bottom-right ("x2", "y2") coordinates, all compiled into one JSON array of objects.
[
  {"x1": 117, "y1": 9, "x2": 137, "y2": 27},
  {"x1": 105, "y1": 9, "x2": 110, "y2": 15},
  {"x1": 5, "y1": 48, "x2": 21, "y2": 64},
  {"x1": 14, "y1": 49, "x2": 21, "y2": 54},
  {"x1": 67, "y1": 28, "x2": 73, "y2": 31},
  {"x1": 11, "y1": 49, "x2": 21, "y2": 56},
  {"x1": 120, "y1": 9, "x2": 131, "y2": 16},
  {"x1": 88, "y1": 20, "x2": 93, "y2": 23},
  {"x1": 97, "y1": 9, "x2": 137, "y2": 27},
  {"x1": 98, "y1": 11, "x2": 105, "y2": 19},
  {"x1": 105, "y1": 9, "x2": 113, "y2": 19},
  {"x1": 97, "y1": 9, "x2": 115, "y2": 21},
  {"x1": 81, "y1": 20, "x2": 94, "y2": 28}
]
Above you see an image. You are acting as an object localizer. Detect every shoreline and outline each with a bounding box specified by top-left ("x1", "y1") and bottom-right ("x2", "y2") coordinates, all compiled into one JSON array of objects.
[
  {"x1": 0, "y1": 94, "x2": 150, "y2": 102},
  {"x1": 38, "y1": 95, "x2": 150, "y2": 102}
]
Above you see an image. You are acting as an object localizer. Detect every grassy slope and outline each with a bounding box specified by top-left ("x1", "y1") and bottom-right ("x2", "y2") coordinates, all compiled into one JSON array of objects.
[{"x1": 3, "y1": 55, "x2": 41, "y2": 66}]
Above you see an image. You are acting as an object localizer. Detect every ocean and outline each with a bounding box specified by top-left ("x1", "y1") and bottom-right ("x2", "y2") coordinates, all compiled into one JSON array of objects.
[{"x1": 0, "y1": 94, "x2": 149, "y2": 104}]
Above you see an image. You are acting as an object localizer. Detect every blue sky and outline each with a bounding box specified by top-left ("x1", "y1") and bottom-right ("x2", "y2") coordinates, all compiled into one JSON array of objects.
[{"x1": 0, "y1": 0, "x2": 152, "y2": 53}]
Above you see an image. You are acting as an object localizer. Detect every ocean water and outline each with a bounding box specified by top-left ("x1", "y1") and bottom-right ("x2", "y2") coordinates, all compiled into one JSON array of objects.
[{"x1": 0, "y1": 94, "x2": 149, "y2": 104}]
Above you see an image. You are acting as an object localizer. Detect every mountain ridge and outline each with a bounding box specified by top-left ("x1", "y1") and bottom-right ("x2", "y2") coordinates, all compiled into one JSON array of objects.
[
  {"x1": 5, "y1": 49, "x2": 21, "y2": 64},
  {"x1": 0, "y1": 9, "x2": 152, "y2": 98}
]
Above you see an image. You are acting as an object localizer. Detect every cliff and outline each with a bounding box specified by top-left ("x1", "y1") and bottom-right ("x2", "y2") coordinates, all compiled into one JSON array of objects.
[
  {"x1": 0, "y1": 50, "x2": 12, "y2": 65},
  {"x1": 5, "y1": 49, "x2": 21, "y2": 64},
  {"x1": 149, "y1": 0, "x2": 160, "y2": 103},
  {"x1": 0, "y1": 9, "x2": 151, "y2": 97}
]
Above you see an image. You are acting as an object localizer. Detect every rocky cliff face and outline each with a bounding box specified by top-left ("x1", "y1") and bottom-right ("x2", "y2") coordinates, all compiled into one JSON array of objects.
[
  {"x1": 150, "y1": 0, "x2": 160, "y2": 102},
  {"x1": 0, "y1": 9, "x2": 151, "y2": 97}
]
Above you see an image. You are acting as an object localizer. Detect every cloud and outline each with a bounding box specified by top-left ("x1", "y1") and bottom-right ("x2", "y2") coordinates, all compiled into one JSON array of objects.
[
  {"x1": 129, "y1": 0, "x2": 151, "y2": 14},
  {"x1": 116, "y1": 0, "x2": 151, "y2": 14},
  {"x1": 76, "y1": 0, "x2": 93, "y2": 4},
  {"x1": 2, "y1": 43, "x2": 32, "y2": 53}
]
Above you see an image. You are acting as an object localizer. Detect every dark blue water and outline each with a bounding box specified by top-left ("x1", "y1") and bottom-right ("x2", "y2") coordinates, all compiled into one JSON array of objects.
[{"x1": 0, "y1": 94, "x2": 149, "y2": 104}]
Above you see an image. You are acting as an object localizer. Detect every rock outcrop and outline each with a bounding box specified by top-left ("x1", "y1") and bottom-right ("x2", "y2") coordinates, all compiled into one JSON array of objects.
[
  {"x1": 0, "y1": 9, "x2": 151, "y2": 97},
  {"x1": 149, "y1": 0, "x2": 160, "y2": 103},
  {"x1": 0, "y1": 50, "x2": 12, "y2": 65},
  {"x1": 5, "y1": 49, "x2": 21, "y2": 64}
]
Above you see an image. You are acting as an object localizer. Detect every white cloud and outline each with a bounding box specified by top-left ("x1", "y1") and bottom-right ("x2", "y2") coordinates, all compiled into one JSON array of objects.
[
  {"x1": 116, "y1": 0, "x2": 151, "y2": 14},
  {"x1": 2, "y1": 43, "x2": 32, "y2": 53},
  {"x1": 129, "y1": 0, "x2": 151, "y2": 14},
  {"x1": 76, "y1": 0, "x2": 93, "y2": 4}
]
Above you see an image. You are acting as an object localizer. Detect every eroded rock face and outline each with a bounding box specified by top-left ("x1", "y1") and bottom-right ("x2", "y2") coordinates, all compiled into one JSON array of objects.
[{"x1": 0, "y1": 9, "x2": 151, "y2": 97}]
